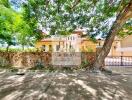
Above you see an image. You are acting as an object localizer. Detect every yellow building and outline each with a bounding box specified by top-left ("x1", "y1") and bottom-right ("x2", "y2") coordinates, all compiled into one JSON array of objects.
[
  {"x1": 36, "y1": 38, "x2": 64, "y2": 52},
  {"x1": 81, "y1": 38, "x2": 97, "y2": 52},
  {"x1": 99, "y1": 35, "x2": 132, "y2": 56},
  {"x1": 35, "y1": 30, "x2": 97, "y2": 52}
]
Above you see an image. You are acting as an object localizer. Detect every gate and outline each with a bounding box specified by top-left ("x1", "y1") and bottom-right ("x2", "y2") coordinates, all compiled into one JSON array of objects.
[
  {"x1": 105, "y1": 56, "x2": 132, "y2": 74},
  {"x1": 105, "y1": 56, "x2": 132, "y2": 66}
]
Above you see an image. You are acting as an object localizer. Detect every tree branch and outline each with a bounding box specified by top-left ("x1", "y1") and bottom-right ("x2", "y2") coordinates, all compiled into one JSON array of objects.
[
  {"x1": 117, "y1": 1, "x2": 132, "y2": 24},
  {"x1": 93, "y1": 0, "x2": 132, "y2": 69},
  {"x1": 70, "y1": 0, "x2": 81, "y2": 10}
]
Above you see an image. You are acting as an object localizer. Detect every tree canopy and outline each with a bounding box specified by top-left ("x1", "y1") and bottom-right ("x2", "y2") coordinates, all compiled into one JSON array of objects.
[
  {"x1": 0, "y1": 0, "x2": 131, "y2": 69},
  {"x1": 0, "y1": 0, "x2": 35, "y2": 50},
  {"x1": 0, "y1": 3, "x2": 16, "y2": 47},
  {"x1": 0, "y1": 0, "x2": 131, "y2": 42},
  {"x1": 20, "y1": 0, "x2": 131, "y2": 37}
]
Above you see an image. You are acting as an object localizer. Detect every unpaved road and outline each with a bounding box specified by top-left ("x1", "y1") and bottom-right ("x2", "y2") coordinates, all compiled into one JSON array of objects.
[{"x1": 0, "y1": 70, "x2": 132, "y2": 100}]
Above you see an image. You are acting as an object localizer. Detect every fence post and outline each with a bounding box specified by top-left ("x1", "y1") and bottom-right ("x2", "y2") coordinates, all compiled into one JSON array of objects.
[
  {"x1": 121, "y1": 52, "x2": 124, "y2": 66},
  {"x1": 121, "y1": 55, "x2": 123, "y2": 66}
]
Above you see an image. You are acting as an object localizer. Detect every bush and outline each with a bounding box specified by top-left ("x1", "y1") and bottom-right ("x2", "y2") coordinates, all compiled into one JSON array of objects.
[
  {"x1": 87, "y1": 48, "x2": 93, "y2": 52},
  {"x1": 80, "y1": 60, "x2": 90, "y2": 69}
]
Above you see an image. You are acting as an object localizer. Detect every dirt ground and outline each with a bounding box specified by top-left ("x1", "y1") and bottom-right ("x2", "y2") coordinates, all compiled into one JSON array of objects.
[{"x1": 0, "y1": 69, "x2": 132, "y2": 100}]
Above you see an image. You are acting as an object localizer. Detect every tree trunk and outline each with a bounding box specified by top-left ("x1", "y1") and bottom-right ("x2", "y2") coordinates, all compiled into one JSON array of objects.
[
  {"x1": 22, "y1": 45, "x2": 24, "y2": 50},
  {"x1": 93, "y1": 1, "x2": 132, "y2": 69},
  {"x1": 6, "y1": 45, "x2": 10, "y2": 52}
]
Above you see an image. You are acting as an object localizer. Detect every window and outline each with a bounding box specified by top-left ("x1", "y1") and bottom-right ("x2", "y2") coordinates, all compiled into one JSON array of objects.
[
  {"x1": 70, "y1": 36, "x2": 72, "y2": 40},
  {"x1": 49, "y1": 45, "x2": 52, "y2": 51},
  {"x1": 69, "y1": 42, "x2": 72, "y2": 49},
  {"x1": 73, "y1": 37, "x2": 75, "y2": 40},
  {"x1": 42, "y1": 45, "x2": 46, "y2": 51},
  {"x1": 56, "y1": 45, "x2": 60, "y2": 51}
]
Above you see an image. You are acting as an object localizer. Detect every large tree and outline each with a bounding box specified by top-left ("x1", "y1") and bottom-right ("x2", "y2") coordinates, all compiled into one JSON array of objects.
[
  {"x1": 2, "y1": 0, "x2": 132, "y2": 69},
  {"x1": 21, "y1": 0, "x2": 119, "y2": 35},
  {"x1": 21, "y1": 0, "x2": 132, "y2": 69},
  {"x1": 93, "y1": 0, "x2": 132, "y2": 69},
  {"x1": 0, "y1": 1, "x2": 16, "y2": 51},
  {"x1": 0, "y1": 0, "x2": 34, "y2": 51}
]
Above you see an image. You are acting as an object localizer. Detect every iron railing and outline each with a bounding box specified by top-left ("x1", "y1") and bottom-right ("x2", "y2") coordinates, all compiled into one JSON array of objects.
[{"x1": 105, "y1": 56, "x2": 132, "y2": 66}]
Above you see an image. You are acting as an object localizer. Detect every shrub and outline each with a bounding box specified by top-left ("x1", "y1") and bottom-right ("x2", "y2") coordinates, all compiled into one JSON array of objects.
[
  {"x1": 87, "y1": 48, "x2": 93, "y2": 52},
  {"x1": 80, "y1": 59, "x2": 90, "y2": 69}
]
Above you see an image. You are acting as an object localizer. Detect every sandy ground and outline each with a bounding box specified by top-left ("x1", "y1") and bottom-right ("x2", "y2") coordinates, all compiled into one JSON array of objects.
[
  {"x1": 0, "y1": 69, "x2": 132, "y2": 100},
  {"x1": 106, "y1": 66, "x2": 132, "y2": 74}
]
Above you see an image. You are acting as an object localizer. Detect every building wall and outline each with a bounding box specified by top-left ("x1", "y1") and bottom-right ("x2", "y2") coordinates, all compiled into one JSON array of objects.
[
  {"x1": 100, "y1": 35, "x2": 132, "y2": 56},
  {"x1": 110, "y1": 40, "x2": 121, "y2": 56},
  {"x1": 36, "y1": 41, "x2": 52, "y2": 49},
  {"x1": 36, "y1": 35, "x2": 97, "y2": 52},
  {"x1": 36, "y1": 34, "x2": 81, "y2": 52},
  {"x1": 35, "y1": 41, "x2": 64, "y2": 52},
  {"x1": 112, "y1": 35, "x2": 132, "y2": 56},
  {"x1": 81, "y1": 40, "x2": 97, "y2": 52},
  {"x1": 121, "y1": 35, "x2": 132, "y2": 47}
]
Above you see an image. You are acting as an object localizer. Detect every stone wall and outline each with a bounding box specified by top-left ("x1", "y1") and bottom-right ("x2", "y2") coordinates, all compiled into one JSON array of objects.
[{"x1": 0, "y1": 51, "x2": 96, "y2": 68}]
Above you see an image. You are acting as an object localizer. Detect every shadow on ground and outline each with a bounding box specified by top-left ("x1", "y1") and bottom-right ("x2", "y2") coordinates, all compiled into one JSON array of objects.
[{"x1": 0, "y1": 70, "x2": 132, "y2": 100}]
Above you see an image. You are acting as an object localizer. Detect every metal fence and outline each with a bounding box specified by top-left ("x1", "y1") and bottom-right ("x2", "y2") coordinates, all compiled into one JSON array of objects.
[{"x1": 105, "y1": 56, "x2": 132, "y2": 66}]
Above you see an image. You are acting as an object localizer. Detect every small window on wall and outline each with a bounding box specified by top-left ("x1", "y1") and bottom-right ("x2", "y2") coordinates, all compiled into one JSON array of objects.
[
  {"x1": 56, "y1": 45, "x2": 60, "y2": 51},
  {"x1": 70, "y1": 44, "x2": 72, "y2": 49},
  {"x1": 42, "y1": 45, "x2": 46, "y2": 51},
  {"x1": 71, "y1": 37, "x2": 72, "y2": 40},
  {"x1": 49, "y1": 45, "x2": 52, "y2": 51},
  {"x1": 73, "y1": 37, "x2": 75, "y2": 40}
]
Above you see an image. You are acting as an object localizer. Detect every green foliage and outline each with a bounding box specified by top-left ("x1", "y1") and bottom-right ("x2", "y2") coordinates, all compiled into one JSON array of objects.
[
  {"x1": 0, "y1": 4, "x2": 16, "y2": 47},
  {"x1": 20, "y1": 0, "x2": 131, "y2": 39},
  {"x1": 21, "y1": 0, "x2": 119, "y2": 36},
  {"x1": 0, "y1": 0, "x2": 10, "y2": 8},
  {"x1": 0, "y1": 1, "x2": 36, "y2": 48},
  {"x1": 81, "y1": 60, "x2": 90, "y2": 69},
  {"x1": 89, "y1": 36, "x2": 97, "y2": 43},
  {"x1": 0, "y1": 0, "x2": 131, "y2": 48},
  {"x1": 87, "y1": 48, "x2": 94, "y2": 52},
  {"x1": 118, "y1": 19, "x2": 132, "y2": 37},
  {"x1": 22, "y1": 2, "x2": 42, "y2": 41}
]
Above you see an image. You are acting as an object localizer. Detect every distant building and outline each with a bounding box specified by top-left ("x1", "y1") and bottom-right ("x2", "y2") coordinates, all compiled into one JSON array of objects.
[
  {"x1": 35, "y1": 29, "x2": 97, "y2": 52},
  {"x1": 99, "y1": 35, "x2": 132, "y2": 56}
]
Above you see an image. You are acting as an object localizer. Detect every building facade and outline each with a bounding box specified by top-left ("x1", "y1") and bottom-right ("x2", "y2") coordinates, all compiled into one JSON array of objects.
[
  {"x1": 35, "y1": 30, "x2": 97, "y2": 52},
  {"x1": 99, "y1": 35, "x2": 132, "y2": 56}
]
